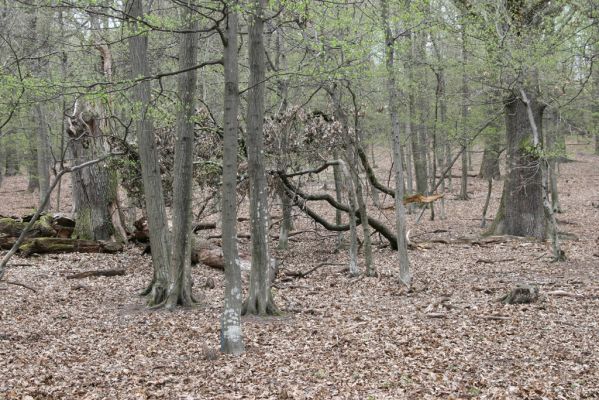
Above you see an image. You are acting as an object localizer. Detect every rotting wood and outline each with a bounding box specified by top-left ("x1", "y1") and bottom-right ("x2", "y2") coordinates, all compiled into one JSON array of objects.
[
  {"x1": 66, "y1": 269, "x2": 125, "y2": 279},
  {"x1": 19, "y1": 238, "x2": 123, "y2": 257},
  {"x1": 500, "y1": 284, "x2": 539, "y2": 304}
]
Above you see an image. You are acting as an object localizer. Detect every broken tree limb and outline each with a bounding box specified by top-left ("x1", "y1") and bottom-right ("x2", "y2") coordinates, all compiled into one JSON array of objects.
[
  {"x1": 278, "y1": 172, "x2": 400, "y2": 249},
  {"x1": 66, "y1": 269, "x2": 125, "y2": 279}
]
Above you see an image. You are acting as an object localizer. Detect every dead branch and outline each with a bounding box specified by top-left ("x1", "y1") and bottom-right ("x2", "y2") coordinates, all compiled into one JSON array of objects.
[
  {"x1": 546, "y1": 290, "x2": 584, "y2": 299},
  {"x1": 4, "y1": 280, "x2": 37, "y2": 292},
  {"x1": 66, "y1": 269, "x2": 126, "y2": 279},
  {"x1": 476, "y1": 258, "x2": 516, "y2": 264},
  {"x1": 281, "y1": 262, "x2": 344, "y2": 279}
]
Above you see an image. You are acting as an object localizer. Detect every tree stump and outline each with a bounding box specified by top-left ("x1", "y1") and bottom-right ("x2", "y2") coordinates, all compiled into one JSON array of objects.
[{"x1": 500, "y1": 284, "x2": 539, "y2": 304}]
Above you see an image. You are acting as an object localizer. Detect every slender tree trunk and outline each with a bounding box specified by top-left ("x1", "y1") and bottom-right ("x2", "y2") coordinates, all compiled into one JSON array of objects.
[
  {"x1": 351, "y1": 160, "x2": 374, "y2": 276},
  {"x1": 164, "y1": 2, "x2": 199, "y2": 308},
  {"x1": 594, "y1": 43, "x2": 599, "y2": 156},
  {"x1": 126, "y1": 0, "x2": 171, "y2": 304},
  {"x1": 243, "y1": 0, "x2": 278, "y2": 316},
  {"x1": 220, "y1": 5, "x2": 244, "y2": 354},
  {"x1": 546, "y1": 113, "x2": 562, "y2": 213},
  {"x1": 333, "y1": 159, "x2": 345, "y2": 248},
  {"x1": 481, "y1": 178, "x2": 492, "y2": 228},
  {"x1": 382, "y1": 0, "x2": 411, "y2": 287},
  {"x1": 27, "y1": 136, "x2": 39, "y2": 192},
  {"x1": 274, "y1": 22, "x2": 293, "y2": 250},
  {"x1": 459, "y1": 27, "x2": 469, "y2": 200},
  {"x1": 34, "y1": 104, "x2": 52, "y2": 210}
]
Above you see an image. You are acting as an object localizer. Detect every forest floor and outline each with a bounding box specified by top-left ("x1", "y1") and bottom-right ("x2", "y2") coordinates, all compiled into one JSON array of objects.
[{"x1": 1, "y1": 143, "x2": 598, "y2": 399}]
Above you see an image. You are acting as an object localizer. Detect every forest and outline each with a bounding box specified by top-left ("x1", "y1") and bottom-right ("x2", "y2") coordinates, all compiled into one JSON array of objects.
[{"x1": 0, "y1": 0, "x2": 598, "y2": 398}]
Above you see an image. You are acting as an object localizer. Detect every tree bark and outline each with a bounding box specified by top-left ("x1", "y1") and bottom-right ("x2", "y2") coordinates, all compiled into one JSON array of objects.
[
  {"x1": 458, "y1": 26, "x2": 470, "y2": 200},
  {"x1": 126, "y1": 0, "x2": 171, "y2": 305},
  {"x1": 243, "y1": 0, "x2": 278, "y2": 316},
  {"x1": 67, "y1": 103, "x2": 115, "y2": 241},
  {"x1": 220, "y1": 5, "x2": 244, "y2": 354},
  {"x1": 487, "y1": 93, "x2": 547, "y2": 239},
  {"x1": 382, "y1": 0, "x2": 411, "y2": 287},
  {"x1": 165, "y1": 2, "x2": 199, "y2": 308}
]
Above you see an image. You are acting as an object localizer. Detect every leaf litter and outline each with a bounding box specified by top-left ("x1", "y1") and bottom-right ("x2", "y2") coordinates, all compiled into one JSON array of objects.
[{"x1": 1, "y1": 152, "x2": 598, "y2": 399}]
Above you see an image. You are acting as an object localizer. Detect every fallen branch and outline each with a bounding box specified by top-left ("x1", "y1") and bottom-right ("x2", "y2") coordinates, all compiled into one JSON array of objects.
[
  {"x1": 476, "y1": 258, "x2": 515, "y2": 264},
  {"x1": 281, "y1": 262, "x2": 344, "y2": 279},
  {"x1": 546, "y1": 290, "x2": 584, "y2": 299},
  {"x1": 66, "y1": 269, "x2": 125, "y2": 279},
  {"x1": 479, "y1": 314, "x2": 510, "y2": 321},
  {"x1": 4, "y1": 280, "x2": 37, "y2": 292}
]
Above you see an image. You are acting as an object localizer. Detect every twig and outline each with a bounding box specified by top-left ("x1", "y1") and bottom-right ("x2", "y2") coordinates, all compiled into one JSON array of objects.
[
  {"x1": 282, "y1": 262, "x2": 344, "y2": 279},
  {"x1": 475, "y1": 258, "x2": 515, "y2": 264},
  {"x1": 4, "y1": 280, "x2": 37, "y2": 292}
]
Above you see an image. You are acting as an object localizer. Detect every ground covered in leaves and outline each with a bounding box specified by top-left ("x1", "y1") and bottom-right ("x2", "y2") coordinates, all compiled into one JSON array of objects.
[{"x1": 1, "y1": 146, "x2": 598, "y2": 399}]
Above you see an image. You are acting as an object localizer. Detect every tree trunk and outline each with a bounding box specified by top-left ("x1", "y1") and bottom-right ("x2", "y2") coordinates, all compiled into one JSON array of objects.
[
  {"x1": 594, "y1": 43, "x2": 599, "y2": 156},
  {"x1": 546, "y1": 113, "x2": 562, "y2": 213},
  {"x1": 126, "y1": 0, "x2": 171, "y2": 305},
  {"x1": 243, "y1": 0, "x2": 278, "y2": 316},
  {"x1": 164, "y1": 5, "x2": 198, "y2": 309},
  {"x1": 458, "y1": 27, "x2": 470, "y2": 200},
  {"x1": 220, "y1": 5, "x2": 244, "y2": 354},
  {"x1": 333, "y1": 160, "x2": 345, "y2": 248},
  {"x1": 27, "y1": 136, "x2": 39, "y2": 192},
  {"x1": 487, "y1": 93, "x2": 547, "y2": 239},
  {"x1": 67, "y1": 103, "x2": 115, "y2": 241},
  {"x1": 382, "y1": 0, "x2": 411, "y2": 287},
  {"x1": 34, "y1": 104, "x2": 52, "y2": 210},
  {"x1": 351, "y1": 160, "x2": 374, "y2": 276},
  {"x1": 478, "y1": 138, "x2": 502, "y2": 180},
  {"x1": 5, "y1": 134, "x2": 19, "y2": 177}
]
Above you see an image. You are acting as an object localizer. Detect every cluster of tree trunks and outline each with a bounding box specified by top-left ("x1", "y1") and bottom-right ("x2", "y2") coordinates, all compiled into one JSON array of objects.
[{"x1": 0, "y1": 214, "x2": 122, "y2": 256}]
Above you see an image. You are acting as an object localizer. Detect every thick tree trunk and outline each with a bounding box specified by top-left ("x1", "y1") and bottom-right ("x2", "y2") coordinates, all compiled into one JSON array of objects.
[
  {"x1": 487, "y1": 94, "x2": 547, "y2": 239},
  {"x1": 67, "y1": 104, "x2": 115, "y2": 241},
  {"x1": 243, "y1": 0, "x2": 278, "y2": 316},
  {"x1": 220, "y1": 6, "x2": 244, "y2": 354},
  {"x1": 126, "y1": 0, "x2": 171, "y2": 305},
  {"x1": 382, "y1": 0, "x2": 411, "y2": 287},
  {"x1": 165, "y1": 4, "x2": 199, "y2": 308}
]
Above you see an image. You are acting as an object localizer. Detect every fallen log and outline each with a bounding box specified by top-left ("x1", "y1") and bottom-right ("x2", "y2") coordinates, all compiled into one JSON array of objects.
[
  {"x1": 19, "y1": 238, "x2": 123, "y2": 257},
  {"x1": 66, "y1": 269, "x2": 125, "y2": 279},
  {"x1": 0, "y1": 214, "x2": 55, "y2": 238}
]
